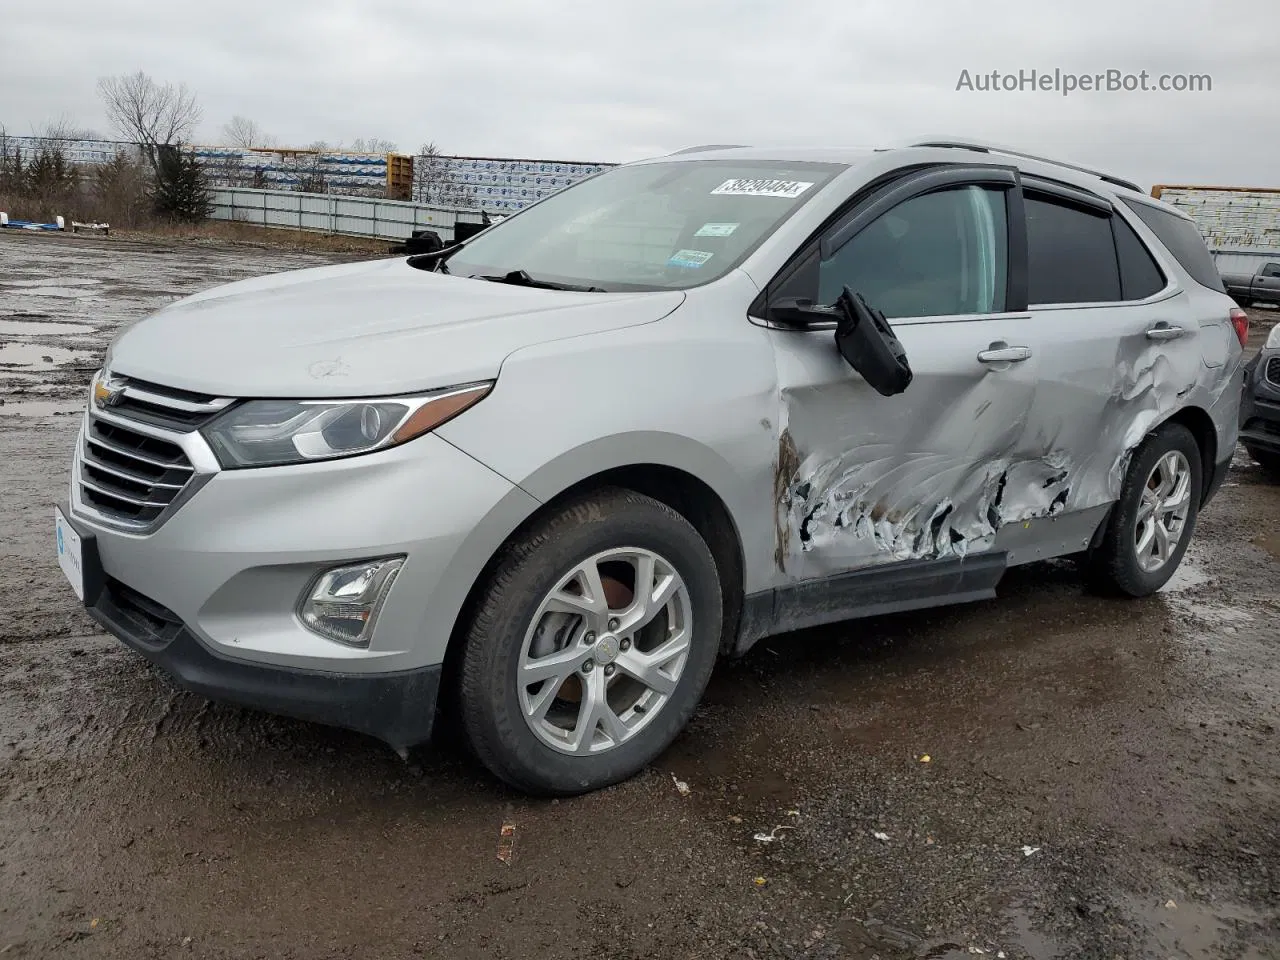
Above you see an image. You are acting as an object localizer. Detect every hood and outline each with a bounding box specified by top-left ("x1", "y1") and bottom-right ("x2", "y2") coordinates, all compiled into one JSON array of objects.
[{"x1": 108, "y1": 258, "x2": 685, "y2": 397}]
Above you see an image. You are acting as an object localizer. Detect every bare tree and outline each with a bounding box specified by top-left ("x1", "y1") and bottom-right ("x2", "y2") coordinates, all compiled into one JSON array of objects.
[
  {"x1": 97, "y1": 71, "x2": 202, "y2": 173},
  {"x1": 221, "y1": 115, "x2": 275, "y2": 149},
  {"x1": 36, "y1": 115, "x2": 102, "y2": 141},
  {"x1": 413, "y1": 141, "x2": 475, "y2": 208},
  {"x1": 283, "y1": 141, "x2": 332, "y2": 193},
  {"x1": 349, "y1": 137, "x2": 398, "y2": 155}
]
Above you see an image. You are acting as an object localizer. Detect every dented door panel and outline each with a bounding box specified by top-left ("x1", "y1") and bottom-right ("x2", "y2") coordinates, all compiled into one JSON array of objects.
[
  {"x1": 770, "y1": 313, "x2": 1057, "y2": 583},
  {"x1": 1030, "y1": 279, "x2": 1242, "y2": 524},
  {"x1": 1020, "y1": 295, "x2": 1203, "y2": 521}
]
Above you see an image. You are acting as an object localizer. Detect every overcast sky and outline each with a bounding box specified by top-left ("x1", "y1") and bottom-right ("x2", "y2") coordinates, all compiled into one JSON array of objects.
[{"x1": 3, "y1": 0, "x2": 1277, "y2": 189}]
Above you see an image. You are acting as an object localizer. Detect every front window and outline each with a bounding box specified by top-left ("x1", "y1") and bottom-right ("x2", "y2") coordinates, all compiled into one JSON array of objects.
[
  {"x1": 819, "y1": 185, "x2": 1009, "y2": 318},
  {"x1": 441, "y1": 160, "x2": 846, "y2": 292}
]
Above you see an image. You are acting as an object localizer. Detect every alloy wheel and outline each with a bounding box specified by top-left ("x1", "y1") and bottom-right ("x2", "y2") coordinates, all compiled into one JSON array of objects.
[
  {"x1": 517, "y1": 548, "x2": 693, "y2": 755},
  {"x1": 1134, "y1": 450, "x2": 1192, "y2": 573}
]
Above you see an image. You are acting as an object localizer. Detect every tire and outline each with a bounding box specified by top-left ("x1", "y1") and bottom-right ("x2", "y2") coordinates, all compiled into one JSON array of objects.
[
  {"x1": 456, "y1": 487, "x2": 722, "y2": 795},
  {"x1": 1083, "y1": 423, "x2": 1202, "y2": 597},
  {"x1": 1246, "y1": 445, "x2": 1280, "y2": 478}
]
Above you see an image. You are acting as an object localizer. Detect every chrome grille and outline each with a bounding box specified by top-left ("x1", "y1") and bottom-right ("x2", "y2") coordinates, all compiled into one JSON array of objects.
[
  {"x1": 1266, "y1": 356, "x2": 1280, "y2": 388},
  {"x1": 77, "y1": 376, "x2": 230, "y2": 529},
  {"x1": 101, "y1": 377, "x2": 234, "y2": 432},
  {"x1": 80, "y1": 418, "x2": 195, "y2": 525}
]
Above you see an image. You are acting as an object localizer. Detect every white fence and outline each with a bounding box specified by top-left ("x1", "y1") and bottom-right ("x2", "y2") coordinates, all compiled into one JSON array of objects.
[{"x1": 209, "y1": 187, "x2": 488, "y2": 244}]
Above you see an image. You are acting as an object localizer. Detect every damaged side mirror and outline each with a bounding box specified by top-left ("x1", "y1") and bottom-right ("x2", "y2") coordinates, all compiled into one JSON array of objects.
[
  {"x1": 832, "y1": 287, "x2": 912, "y2": 397},
  {"x1": 767, "y1": 289, "x2": 913, "y2": 397}
]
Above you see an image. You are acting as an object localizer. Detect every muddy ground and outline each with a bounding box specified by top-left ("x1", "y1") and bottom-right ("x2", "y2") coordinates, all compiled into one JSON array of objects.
[{"x1": 0, "y1": 230, "x2": 1277, "y2": 959}]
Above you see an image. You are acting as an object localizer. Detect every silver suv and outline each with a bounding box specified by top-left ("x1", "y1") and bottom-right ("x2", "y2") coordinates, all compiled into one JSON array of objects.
[{"x1": 56, "y1": 139, "x2": 1246, "y2": 795}]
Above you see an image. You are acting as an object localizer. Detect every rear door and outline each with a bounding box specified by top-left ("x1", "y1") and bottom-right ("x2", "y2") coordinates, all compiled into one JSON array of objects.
[
  {"x1": 1016, "y1": 181, "x2": 1202, "y2": 533},
  {"x1": 758, "y1": 165, "x2": 1047, "y2": 581}
]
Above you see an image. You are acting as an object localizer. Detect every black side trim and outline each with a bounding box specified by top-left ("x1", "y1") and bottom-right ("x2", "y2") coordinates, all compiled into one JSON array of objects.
[
  {"x1": 1004, "y1": 181, "x2": 1029, "y2": 312},
  {"x1": 735, "y1": 553, "x2": 1007, "y2": 655}
]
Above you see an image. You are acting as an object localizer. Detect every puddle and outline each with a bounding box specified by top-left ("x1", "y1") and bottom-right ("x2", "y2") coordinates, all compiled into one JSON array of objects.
[
  {"x1": 0, "y1": 342, "x2": 88, "y2": 369},
  {"x1": 1252, "y1": 530, "x2": 1280, "y2": 560},
  {"x1": 1003, "y1": 905, "x2": 1065, "y2": 959},
  {"x1": 898, "y1": 905, "x2": 1066, "y2": 959},
  {"x1": 1121, "y1": 895, "x2": 1268, "y2": 958},
  {"x1": 1158, "y1": 563, "x2": 1212, "y2": 593},
  {"x1": 0, "y1": 399, "x2": 81, "y2": 417},
  {"x1": 1, "y1": 277, "x2": 101, "y2": 288},
  {"x1": 0, "y1": 319, "x2": 97, "y2": 336},
  {"x1": 0, "y1": 370, "x2": 43, "y2": 383},
  {"x1": 1, "y1": 286, "x2": 105, "y2": 300}
]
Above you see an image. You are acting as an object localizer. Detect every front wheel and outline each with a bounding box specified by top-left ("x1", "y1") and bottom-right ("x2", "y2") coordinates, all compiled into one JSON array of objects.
[
  {"x1": 456, "y1": 488, "x2": 722, "y2": 795},
  {"x1": 1083, "y1": 423, "x2": 1202, "y2": 597}
]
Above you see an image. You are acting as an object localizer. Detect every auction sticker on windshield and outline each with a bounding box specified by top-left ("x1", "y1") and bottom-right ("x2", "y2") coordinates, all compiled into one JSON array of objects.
[
  {"x1": 667, "y1": 249, "x2": 715, "y2": 269},
  {"x1": 710, "y1": 179, "x2": 814, "y2": 199},
  {"x1": 694, "y1": 222, "x2": 739, "y2": 237}
]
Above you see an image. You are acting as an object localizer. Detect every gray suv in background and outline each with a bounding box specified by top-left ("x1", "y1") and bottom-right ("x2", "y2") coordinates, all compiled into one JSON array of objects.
[
  {"x1": 56, "y1": 139, "x2": 1246, "y2": 795},
  {"x1": 1241, "y1": 323, "x2": 1280, "y2": 475}
]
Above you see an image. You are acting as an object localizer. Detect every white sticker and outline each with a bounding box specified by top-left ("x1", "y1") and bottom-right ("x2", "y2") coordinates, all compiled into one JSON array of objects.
[
  {"x1": 710, "y1": 178, "x2": 814, "y2": 199},
  {"x1": 694, "y1": 222, "x2": 739, "y2": 238},
  {"x1": 667, "y1": 249, "x2": 715, "y2": 269}
]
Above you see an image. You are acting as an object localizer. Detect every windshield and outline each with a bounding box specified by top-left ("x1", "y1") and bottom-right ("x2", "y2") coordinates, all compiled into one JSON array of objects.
[{"x1": 441, "y1": 159, "x2": 846, "y2": 291}]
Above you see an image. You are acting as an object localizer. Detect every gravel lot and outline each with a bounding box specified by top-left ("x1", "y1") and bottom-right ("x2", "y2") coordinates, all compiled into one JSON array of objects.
[{"x1": 1, "y1": 230, "x2": 1277, "y2": 960}]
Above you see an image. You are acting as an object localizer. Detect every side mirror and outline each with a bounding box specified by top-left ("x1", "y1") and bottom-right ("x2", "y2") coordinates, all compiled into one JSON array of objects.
[
  {"x1": 767, "y1": 297, "x2": 840, "y2": 327},
  {"x1": 832, "y1": 287, "x2": 913, "y2": 397}
]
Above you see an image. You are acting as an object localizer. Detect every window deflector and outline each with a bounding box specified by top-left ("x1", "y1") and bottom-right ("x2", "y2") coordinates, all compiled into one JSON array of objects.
[
  {"x1": 754, "y1": 164, "x2": 1028, "y2": 323},
  {"x1": 821, "y1": 165, "x2": 1020, "y2": 259}
]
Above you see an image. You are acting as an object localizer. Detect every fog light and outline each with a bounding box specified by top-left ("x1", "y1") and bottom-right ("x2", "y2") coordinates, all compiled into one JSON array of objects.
[{"x1": 298, "y1": 557, "x2": 404, "y2": 647}]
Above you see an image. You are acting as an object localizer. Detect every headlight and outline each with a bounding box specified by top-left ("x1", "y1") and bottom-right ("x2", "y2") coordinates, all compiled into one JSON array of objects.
[
  {"x1": 1267, "y1": 324, "x2": 1280, "y2": 349},
  {"x1": 202, "y1": 382, "x2": 492, "y2": 468}
]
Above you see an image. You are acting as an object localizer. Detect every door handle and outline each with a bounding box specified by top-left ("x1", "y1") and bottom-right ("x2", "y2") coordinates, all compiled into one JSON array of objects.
[
  {"x1": 1145, "y1": 323, "x2": 1186, "y2": 341},
  {"x1": 977, "y1": 345, "x2": 1032, "y2": 364}
]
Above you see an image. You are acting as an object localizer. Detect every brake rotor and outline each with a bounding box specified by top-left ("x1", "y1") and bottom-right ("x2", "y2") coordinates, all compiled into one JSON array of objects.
[{"x1": 554, "y1": 574, "x2": 633, "y2": 704}]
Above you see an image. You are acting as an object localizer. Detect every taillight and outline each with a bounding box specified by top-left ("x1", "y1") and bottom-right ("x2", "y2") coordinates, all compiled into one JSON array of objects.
[{"x1": 1229, "y1": 307, "x2": 1249, "y2": 347}]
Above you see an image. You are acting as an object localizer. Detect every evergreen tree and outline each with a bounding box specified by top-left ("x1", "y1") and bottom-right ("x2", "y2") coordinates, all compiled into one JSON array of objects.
[{"x1": 152, "y1": 144, "x2": 211, "y2": 221}]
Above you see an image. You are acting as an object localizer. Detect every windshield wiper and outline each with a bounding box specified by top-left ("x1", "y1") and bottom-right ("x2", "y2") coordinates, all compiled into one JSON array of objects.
[{"x1": 471, "y1": 269, "x2": 605, "y2": 293}]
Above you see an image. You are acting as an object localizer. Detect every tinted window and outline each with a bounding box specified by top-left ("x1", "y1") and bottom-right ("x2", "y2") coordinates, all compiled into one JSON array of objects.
[
  {"x1": 1026, "y1": 194, "x2": 1120, "y2": 304},
  {"x1": 818, "y1": 186, "x2": 1008, "y2": 318},
  {"x1": 1262, "y1": 263, "x2": 1280, "y2": 278},
  {"x1": 1113, "y1": 214, "x2": 1166, "y2": 300},
  {"x1": 1121, "y1": 199, "x2": 1226, "y2": 293}
]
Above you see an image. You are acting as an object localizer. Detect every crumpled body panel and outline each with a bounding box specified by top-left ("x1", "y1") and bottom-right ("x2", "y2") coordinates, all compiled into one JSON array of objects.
[{"x1": 771, "y1": 297, "x2": 1239, "y2": 582}]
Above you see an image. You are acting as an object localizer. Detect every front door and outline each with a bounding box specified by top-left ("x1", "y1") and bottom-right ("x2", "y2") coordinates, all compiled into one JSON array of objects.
[{"x1": 763, "y1": 167, "x2": 1048, "y2": 582}]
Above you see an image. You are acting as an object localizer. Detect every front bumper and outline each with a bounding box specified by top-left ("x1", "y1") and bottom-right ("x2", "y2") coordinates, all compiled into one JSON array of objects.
[
  {"x1": 1240, "y1": 351, "x2": 1280, "y2": 455},
  {"x1": 70, "y1": 417, "x2": 535, "y2": 674},
  {"x1": 65, "y1": 411, "x2": 541, "y2": 746},
  {"x1": 82, "y1": 551, "x2": 442, "y2": 750}
]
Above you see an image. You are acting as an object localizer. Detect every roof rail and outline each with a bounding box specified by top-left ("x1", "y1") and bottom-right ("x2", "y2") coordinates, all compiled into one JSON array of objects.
[
  {"x1": 907, "y1": 138, "x2": 1144, "y2": 195},
  {"x1": 668, "y1": 144, "x2": 750, "y2": 156}
]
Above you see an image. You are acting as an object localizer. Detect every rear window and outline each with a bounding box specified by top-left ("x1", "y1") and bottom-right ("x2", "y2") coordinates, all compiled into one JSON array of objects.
[
  {"x1": 1113, "y1": 214, "x2": 1167, "y2": 300},
  {"x1": 1121, "y1": 199, "x2": 1225, "y2": 293},
  {"x1": 1025, "y1": 194, "x2": 1120, "y2": 304}
]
